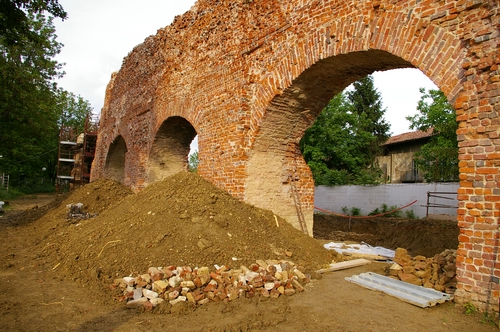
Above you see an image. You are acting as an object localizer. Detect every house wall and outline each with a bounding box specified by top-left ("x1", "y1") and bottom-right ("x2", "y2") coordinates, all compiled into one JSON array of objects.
[{"x1": 377, "y1": 152, "x2": 423, "y2": 183}]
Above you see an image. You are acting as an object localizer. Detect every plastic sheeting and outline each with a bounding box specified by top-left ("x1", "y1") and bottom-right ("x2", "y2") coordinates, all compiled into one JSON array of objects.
[{"x1": 323, "y1": 242, "x2": 395, "y2": 259}]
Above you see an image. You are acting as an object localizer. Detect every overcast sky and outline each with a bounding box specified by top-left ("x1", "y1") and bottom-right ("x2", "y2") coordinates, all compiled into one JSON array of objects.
[{"x1": 53, "y1": 0, "x2": 437, "y2": 137}]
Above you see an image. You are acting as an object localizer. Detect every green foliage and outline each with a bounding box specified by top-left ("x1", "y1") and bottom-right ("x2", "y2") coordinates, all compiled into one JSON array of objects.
[
  {"x1": 349, "y1": 206, "x2": 361, "y2": 216},
  {"x1": 464, "y1": 302, "x2": 477, "y2": 315},
  {"x1": 406, "y1": 89, "x2": 458, "y2": 182},
  {"x1": 300, "y1": 76, "x2": 391, "y2": 186},
  {"x1": 368, "y1": 203, "x2": 403, "y2": 217},
  {"x1": 0, "y1": 7, "x2": 91, "y2": 182},
  {"x1": 348, "y1": 76, "x2": 391, "y2": 161},
  {"x1": 341, "y1": 206, "x2": 361, "y2": 216},
  {"x1": 0, "y1": 0, "x2": 67, "y2": 46},
  {"x1": 0, "y1": 187, "x2": 23, "y2": 200},
  {"x1": 480, "y1": 311, "x2": 496, "y2": 326},
  {"x1": 188, "y1": 151, "x2": 199, "y2": 173},
  {"x1": 56, "y1": 90, "x2": 92, "y2": 133},
  {"x1": 463, "y1": 302, "x2": 496, "y2": 326},
  {"x1": 404, "y1": 210, "x2": 418, "y2": 219},
  {"x1": 0, "y1": 13, "x2": 62, "y2": 176}
]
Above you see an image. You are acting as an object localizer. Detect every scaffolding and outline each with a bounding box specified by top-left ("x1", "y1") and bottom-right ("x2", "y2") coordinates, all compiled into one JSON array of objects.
[{"x1": 56, "y1": 115, "x2": 99, "y2": 193}]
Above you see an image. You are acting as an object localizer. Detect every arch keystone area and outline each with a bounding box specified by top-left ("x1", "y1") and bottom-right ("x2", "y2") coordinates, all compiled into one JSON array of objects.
[{"x1": 91, "y1": 0, "x2": 500, "y2": 314}]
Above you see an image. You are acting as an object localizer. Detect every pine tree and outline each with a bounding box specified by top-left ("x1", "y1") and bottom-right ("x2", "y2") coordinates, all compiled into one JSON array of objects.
[
  {"x1": 347, "y1": 75, "x2": 391, "y2": 165},
  {"x1": 300, "y1": 75, "x2": 391, "y2": 185}
]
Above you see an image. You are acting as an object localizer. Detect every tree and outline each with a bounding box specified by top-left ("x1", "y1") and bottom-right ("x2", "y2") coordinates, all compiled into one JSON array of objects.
[
  {"x1": 300, "y1": 75, "x2": 391, "y2": 185},
  {"x1": 188, "y1": 151, "x2": 199, "y2": 173},
  {"x1": 0, "y1": 13, "x2": 64, "y2": 177},
  {"x1": 56, "y1": 90, "x2": 93, "y2": 134},
  {"x1": 0, "y1": 0, "x2": 67, "y2": 46},
  {"x1": 406, "y1": 88, "x2": 458, "y2": 182},
  {"x1": 0, "y1": 5, "x2": 91, "y2": 184},
  {"x1": 347, "y1": 75, "x2": 391, "y2": 163}
]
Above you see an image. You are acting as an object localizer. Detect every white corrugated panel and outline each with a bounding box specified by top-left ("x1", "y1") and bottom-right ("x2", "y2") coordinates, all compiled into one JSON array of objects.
[{"x1": 345, "y1": 272, "x2": 452, "y2": 308}]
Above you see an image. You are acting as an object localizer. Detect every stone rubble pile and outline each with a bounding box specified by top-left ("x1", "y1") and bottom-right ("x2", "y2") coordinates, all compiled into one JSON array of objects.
[
  {"x1": 66, "y1": 203, "x2": 97, "y2": 221},
  {"x1": 389, "y1": 248, "x2": 457, "y2": 294},
  {"x1": 113, "y1": 259, "x2": 311, "y2": 310}
]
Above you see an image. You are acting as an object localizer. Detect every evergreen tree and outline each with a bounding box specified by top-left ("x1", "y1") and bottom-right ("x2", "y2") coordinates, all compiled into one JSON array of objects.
[
  {"x1": 347, "y1": 75, "x2": 391, "y2": 164},
  {"x1": 300, "y1": 75, "x2": 391, "y2": 185}
]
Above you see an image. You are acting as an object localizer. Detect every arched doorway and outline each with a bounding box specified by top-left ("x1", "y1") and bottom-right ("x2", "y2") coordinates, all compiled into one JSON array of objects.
[
  {"x1": 104, "y1": 135, "x2": 127, "y2": 184},
  {"x1": 147, "y1": 116, "x2": 197, "y2": 185}
]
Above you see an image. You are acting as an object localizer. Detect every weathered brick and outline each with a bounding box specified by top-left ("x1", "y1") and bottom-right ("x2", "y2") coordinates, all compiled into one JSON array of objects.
[{"x1": 88, "y1": 0, "x2": 499, "y2": 316}]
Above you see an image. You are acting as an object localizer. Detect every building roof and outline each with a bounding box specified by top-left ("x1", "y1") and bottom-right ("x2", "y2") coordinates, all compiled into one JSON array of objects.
[{"x1": 382, "y1": 128, "x2": 434, "y2": 146}]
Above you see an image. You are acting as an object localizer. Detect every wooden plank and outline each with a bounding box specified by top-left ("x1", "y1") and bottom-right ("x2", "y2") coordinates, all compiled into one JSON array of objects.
[
  {"x1": 342, "y1": 252, "x2": 390, "y2": 261},
  {"x1": 316, "y1": 258, "x2": 372, "y2": 274}
]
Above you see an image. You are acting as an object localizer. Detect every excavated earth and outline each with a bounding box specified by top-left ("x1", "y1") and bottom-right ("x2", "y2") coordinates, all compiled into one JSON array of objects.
[{"x1": 0, "y1": 172, "x2": 497, "y2": 331}]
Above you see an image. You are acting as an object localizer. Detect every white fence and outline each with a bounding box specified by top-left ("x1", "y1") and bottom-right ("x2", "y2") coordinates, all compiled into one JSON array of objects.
[{"x1": 314, "y1": 182, "x2": 459, "y2": 219}]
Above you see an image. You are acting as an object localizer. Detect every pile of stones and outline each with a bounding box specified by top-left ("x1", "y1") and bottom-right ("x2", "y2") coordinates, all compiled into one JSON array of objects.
[
  {"x1": 66, "y1": 203, "x2": 97, "y2": 221},
  {"x1": 389, "y1": 248, "x2": 457, "y2": 294},
  {"x1": 113, "y1": 259, "x2": 311, "y2": 310}
]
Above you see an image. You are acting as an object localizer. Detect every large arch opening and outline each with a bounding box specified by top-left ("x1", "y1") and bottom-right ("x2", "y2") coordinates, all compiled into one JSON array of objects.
[
  {"x1": 146, "y1": 116, "x2": 197, "y2": 185},
  {"x1": 104, "y1": 135, "x2": 127, "y2": 184},
  {"x1": 311, "y1": 67, "x2": 460, "y2": 256},
  {"x1": 246, "y1": 50, "x2": 415, "y2": 235}
]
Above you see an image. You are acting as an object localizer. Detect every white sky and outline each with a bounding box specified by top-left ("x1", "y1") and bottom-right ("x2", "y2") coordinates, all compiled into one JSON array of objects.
[{"x1": 53, "y1": 0, "x2": 438, "y2": 139}]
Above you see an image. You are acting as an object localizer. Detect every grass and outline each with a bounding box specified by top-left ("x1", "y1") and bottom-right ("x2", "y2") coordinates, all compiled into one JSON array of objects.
[{"x1": 0, "y1": 184, "x2": 55, "y2": 201}]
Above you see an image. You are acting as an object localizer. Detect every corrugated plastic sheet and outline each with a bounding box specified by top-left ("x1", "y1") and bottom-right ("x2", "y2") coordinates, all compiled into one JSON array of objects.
[{"x1": 345, "y1": 272, "x2": 452, "y2": 308}]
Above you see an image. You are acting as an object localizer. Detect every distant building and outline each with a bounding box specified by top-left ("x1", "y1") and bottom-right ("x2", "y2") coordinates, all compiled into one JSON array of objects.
[{"x1": 376, "y1": 129, "x2": 434, "y2": 183}]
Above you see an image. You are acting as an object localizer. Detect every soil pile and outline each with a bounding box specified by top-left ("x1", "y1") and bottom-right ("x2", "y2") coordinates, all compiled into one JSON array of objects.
[{"x1": 29, "y1": 172, "x2": 333, "y2": 303}]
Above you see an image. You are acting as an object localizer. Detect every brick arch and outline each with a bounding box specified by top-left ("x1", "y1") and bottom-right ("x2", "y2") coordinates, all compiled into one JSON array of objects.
[
  {"x1": 246, "y1": 50, "x2": 413, "y2": 234},
  {"x1": 104, "y1": 135, "x2": 127, "y2": 184},
  {"x1": 91, "y1": 0, "x2": 499, "y2": 313},
  {"x1": 146, "y1": 116, "x2": 197, "y2": 185}
]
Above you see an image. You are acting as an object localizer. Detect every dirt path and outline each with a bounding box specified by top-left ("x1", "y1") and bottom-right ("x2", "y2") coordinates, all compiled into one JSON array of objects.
[{"x1": 0, "y1": 179, "x2": 498, "y2": 331}]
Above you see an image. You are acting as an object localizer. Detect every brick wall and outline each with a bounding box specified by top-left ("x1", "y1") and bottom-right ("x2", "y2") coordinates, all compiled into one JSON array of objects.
[{"x1": 91, "y1": 0, "x2": 500, "y2": 315}]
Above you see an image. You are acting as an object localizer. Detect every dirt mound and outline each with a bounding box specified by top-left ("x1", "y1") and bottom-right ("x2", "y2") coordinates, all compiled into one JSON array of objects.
[{"x1": 31, "y1": 172, "x2": 333, "y2": 304}]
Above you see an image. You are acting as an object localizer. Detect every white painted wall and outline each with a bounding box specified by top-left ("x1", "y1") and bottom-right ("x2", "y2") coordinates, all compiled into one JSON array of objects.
[{"x1": 314, "y1": 183, "x2": 459, "y2": 219}]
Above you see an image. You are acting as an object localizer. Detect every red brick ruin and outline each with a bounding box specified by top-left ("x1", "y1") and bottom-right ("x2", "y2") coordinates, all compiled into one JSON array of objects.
[{"x1": 91, "y1": 0, "x2": 499, "y2": 314}]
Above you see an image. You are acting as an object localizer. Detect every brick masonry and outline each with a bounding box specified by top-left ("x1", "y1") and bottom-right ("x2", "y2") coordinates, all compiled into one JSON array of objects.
[{"x1": 90, "y1": 0, "x2": 500, "y2": 315}]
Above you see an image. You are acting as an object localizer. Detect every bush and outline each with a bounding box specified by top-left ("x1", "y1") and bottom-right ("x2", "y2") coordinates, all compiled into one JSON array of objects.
[
  {"x1": 0, "y1": 187, "x2": 24, "y2": 201},
  {"x1": 368, "y1": 203, "x2": 403, "y2": 217},
  {"x1": 341, "y1": 206, "x2": 361, "y2": 216}
]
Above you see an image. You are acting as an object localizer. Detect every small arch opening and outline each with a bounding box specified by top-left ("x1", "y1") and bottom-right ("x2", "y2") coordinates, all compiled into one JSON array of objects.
[
  {"x1": 147, "y1": 116, "x2": 197, "y2": 184},
  {"x1": 104, "y1": 135, "x2": 127, "y2": 184}
]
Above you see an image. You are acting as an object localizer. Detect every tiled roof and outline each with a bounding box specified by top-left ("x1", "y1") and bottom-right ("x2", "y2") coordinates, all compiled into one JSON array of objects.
[{"x1": 382, "y1": 128, "x2": 434, "y2": 145}]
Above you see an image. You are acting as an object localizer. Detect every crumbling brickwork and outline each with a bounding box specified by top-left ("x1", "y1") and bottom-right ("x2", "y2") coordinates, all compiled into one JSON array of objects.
[{"x1": 91, "y1": 0, "x2": 500, "y2": 314}]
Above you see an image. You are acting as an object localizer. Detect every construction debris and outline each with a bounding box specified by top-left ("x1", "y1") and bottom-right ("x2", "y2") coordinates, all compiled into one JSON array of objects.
[
  {"x1": 323, "y1": 242, "x2": 395, "y2": 260},
  {"x1": 66, "y1": 202, "x2": 98, "y2": 220},
  {"x1": 390, "y1": 248, "x2": 457, "y2": 293},
  {"x1": 316, "y1": 258, "x2": 372, "y2": 274},
  {"x1": 346, "y1": 272, "x2": 452, "y2": 308},
  {"x1": 113, "y1": 259, "x2": 311, "y2": 310}
]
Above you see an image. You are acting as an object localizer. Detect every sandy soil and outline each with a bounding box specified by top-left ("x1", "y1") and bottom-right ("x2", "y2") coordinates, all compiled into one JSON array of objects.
[{"x1": 0, "y1": 174, "x2": 498, "y2": 331}]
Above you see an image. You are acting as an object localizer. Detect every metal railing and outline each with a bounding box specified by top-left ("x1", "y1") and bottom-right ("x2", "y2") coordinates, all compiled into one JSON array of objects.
[{"x1": 422, "y1": 191, "x2": 457, "y2": 218}]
